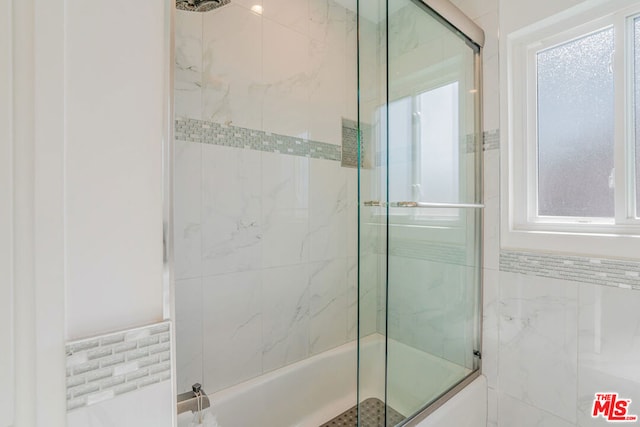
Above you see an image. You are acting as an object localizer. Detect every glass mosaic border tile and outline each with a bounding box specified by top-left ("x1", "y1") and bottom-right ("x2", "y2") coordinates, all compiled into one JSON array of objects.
[
  {"x1": 483, "y1": 129, "x2": 500, "y2": 151},
  {"x1": 500, "y1": 250, "x2": 640, "y2": 290},
  {"x1": 65, "y1": 322, "x2": 172, "y2": 411},
  {"x1": 175, "y1": 118, "x2": 343, "y2": 162}
]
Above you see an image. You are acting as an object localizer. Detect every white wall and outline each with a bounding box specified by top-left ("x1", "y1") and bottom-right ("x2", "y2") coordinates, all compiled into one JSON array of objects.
[
  {"x1": 500, "y1": 0, "x2": 586, "y2": 34},
  {"x1": 65, "y1": 0, "x2": 167, "y2": 340},
  {"x1": 6, "y1": 0, "x2": 173, "y2": 425},
  {"x1": 67, "y1": 382, "x2": 173, "y2": 427},
  {"x1": 9, "y1": 0, "x2": 68, "y2": 424},
  {"x1": 0, "y1": 0, "x2": 14, "y2": 424},
  {"x1": 64, "y1": 0, "x2": 173, "y2": 425}
]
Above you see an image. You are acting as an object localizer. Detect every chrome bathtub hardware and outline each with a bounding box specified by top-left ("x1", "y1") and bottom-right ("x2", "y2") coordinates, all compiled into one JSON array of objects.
[
  {"x1": 177, "y1": 383, "x2": 211, "y2": 415},
  {"x1": 473, "y1": 350, "x2": 482, "y2": 359}
]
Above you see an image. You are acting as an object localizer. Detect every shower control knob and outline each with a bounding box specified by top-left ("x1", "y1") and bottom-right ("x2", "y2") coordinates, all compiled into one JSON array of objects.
[{"x1": 192, "y1": 383, "x2": 202, "y2": 394}]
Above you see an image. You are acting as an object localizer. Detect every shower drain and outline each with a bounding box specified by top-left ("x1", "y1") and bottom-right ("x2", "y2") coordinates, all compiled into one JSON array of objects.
[{"x1": 319, "y1": 398, "x2": 405, "y2": 427}]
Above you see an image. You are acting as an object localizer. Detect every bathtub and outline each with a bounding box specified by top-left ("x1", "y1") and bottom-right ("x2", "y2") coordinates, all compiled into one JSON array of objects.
[{"x1": 177, "y1": 334, "x2": 486, "y2": 427}]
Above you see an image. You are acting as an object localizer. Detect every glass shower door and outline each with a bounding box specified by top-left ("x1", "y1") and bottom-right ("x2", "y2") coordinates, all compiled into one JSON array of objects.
[{"x1": 358, "y1": 0, "x2": 482, "y2": 424}]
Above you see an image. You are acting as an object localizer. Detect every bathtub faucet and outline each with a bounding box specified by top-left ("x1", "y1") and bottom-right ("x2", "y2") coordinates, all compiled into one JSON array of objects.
[{"x1": 177, "y1": 383, "x2": 211, "y2": 415}]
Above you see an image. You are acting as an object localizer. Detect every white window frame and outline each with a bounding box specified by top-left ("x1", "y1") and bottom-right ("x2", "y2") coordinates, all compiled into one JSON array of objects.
[{"x1": 502, "y1": 0, "x2": 640, "y2": 257}]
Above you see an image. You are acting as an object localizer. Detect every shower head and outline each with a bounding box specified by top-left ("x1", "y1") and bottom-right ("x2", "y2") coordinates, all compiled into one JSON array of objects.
[{"x1": 176, "y1": 0, "x2": 230, "y2": 12}]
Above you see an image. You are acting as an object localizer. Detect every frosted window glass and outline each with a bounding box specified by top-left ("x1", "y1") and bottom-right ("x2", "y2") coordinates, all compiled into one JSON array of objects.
[
  {"x1": 537, "y1": 28, "x2": 615, "y2": 218},
  {"x1": 634, "y1": 18, "x2": 640, "y2": 218}
]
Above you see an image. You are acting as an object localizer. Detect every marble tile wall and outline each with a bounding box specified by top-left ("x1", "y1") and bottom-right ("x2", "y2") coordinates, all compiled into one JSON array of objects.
[
  {"x1": 175, "y1": 0, "x2": 357, "y2": 144},
  {"x1": 491, "y1": 271, "x2": 640, "y2": 427},
  {"x1": 175, "y1": 141, "x2": 358, "y2": 395},
  {"x1": 174, "y1": 0, "x2": 358, "y2": 395}
]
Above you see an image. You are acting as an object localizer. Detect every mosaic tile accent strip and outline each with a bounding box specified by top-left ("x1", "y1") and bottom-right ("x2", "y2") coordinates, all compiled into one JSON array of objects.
[
  {"x1": 464, "y1": 133, "x2": 480, "y2": 154},
  {"x1": 500, "y1": 250, "x2": 640, "y2": 290},
  {"x1": 341, "y1": 118, "x2": 361, "y2": 168},
  {"x1": 483, "y1": 129, "x2": 500, "y2": 151},
  {"x1": 66, "y1": 322, "x2": 172, "y2": 411},
  {"x1": 319, "y1": 398, "x2": 405, "y2": 427},
  {"x1": 175, "y1": 118, "x2": 342, "y2": 162}
]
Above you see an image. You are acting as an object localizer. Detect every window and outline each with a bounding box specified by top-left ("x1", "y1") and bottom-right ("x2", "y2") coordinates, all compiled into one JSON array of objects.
[
  {"x1": 383, "y1": 82, "x2": 462, "y2": 220},
  {"x1": 505, "y1": 1, "x2": 640, "y2": 256},
  {"x1": 536, "y1": 28, "x2": 615, "y2": 219}
]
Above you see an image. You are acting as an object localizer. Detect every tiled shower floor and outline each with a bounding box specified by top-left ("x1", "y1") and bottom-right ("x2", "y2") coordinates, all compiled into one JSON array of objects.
[{"x1": 320, "y1": 398, "x2": 405, "y2": 427}]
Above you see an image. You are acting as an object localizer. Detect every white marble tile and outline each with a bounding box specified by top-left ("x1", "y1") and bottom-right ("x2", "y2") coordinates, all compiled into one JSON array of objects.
[
  {"x1": 578, "y1": 284, "x2": 640, "y2": 382},
  {"x1": 308, "y1": 36, "x2": 345, "y2": 145},
  {"x1": 577, "y1": 367, "x2": 640, "y2": 427},
  {"x1": 230, "y1": 0, "x2": 263, "y2": 12},
  {"x1": 478, "y1": 3, "x2": 499, "y2": 134},
  {"x1": 387, "y1": 255, "x2": 475, "y2": 367},
  {"x1": 357, "y1": 18, "x2": 384, "y2": 124},
  {"x1": 346, "y1": 168, "x2": 358, "y2": 259},
  {"x1": 388, "y1": 3, "x2": 439, "y2": 54},
  {"x1": 202, "y1": 271, "x2": 262, "y2": 393},
  {"x1": 309, "y1": 0, "x2": 331, "y2": 42},
  {"x1": 262, "y1": 18, "x2": 311, "y2": 138},
  {"x1": 262, "y1": 0, "x2": 309, "y2": 36},
  {"x1": 484, "y1": 149, "x2": 500, "y2": 200},
  {"x1": 175, "y1": 11, "x2": 203, "y2": 120},
  {"x1": 261, "y1": 152, "x2": 310, "y2": 268},
  {"x1": 482, "y1": 268, "x2": 500, "y2": 389},
  {"x1": 359, "y1": 252, "x2": 381, "y2": 337},
  {"x1": 344, "y1": 9, "x2": 358, "y2": 122},
  {"x1": 202, "y1": 5, "x2": 263, "y2": 130},
  {"x1": 174, "y1": 140, "x2": 202, "y2": 280},
  {"x1": 175, "y1": 278, "x2": 203, "y2": 394},
  {"x1": 577, "y1": 284, "x2": 640, "y2": 426},
  {"x1": 387, "y1": 255, "x2": 444, "y2": 355},
  {"x1": 201, "y1": 144, "x2": 262, "y2": 276},
  {"x1": 308, "y1": 1, "x2": 348, "y2": 147},
  {"x1": 261, "y1": 264, "x2": 310, "y2": 372},
  {"x1": 346, "y1": 256, "x2": 357, "y2": 341},
  {"x1": 309, "y1": 158, "x2": 348, "y2": 261},
  {"x1": 482, "y1": 53, "x2": 500, "y2": 133},
  {"x1": 483, "y1": 202, "x2": 500, "y2": 271},
  {"x1": 487, "y1": 387, "x2": 498, "y2": 427},
  {"x1": 499, "y1": 272, "x2": 578, "y2": 423},
  {"x1": 443, "y1": 263, "x2": 478, "y2": 369},
  {"x1": 309, "y1": 258, "x2": 348, "y2": 354},
  {"x1": 498, "y1": 393, "x2": 575, "y2": 427}
]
